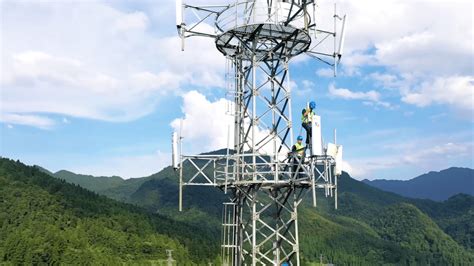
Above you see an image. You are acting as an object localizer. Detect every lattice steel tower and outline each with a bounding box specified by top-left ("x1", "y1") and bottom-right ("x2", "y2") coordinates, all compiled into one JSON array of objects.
[{"x1": 173, "y1": 1, "x2": 346, "y2": 265}]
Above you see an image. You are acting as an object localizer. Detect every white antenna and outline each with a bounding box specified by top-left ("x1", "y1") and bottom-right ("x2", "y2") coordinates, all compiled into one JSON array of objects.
[
  {"x1": 337, "y1": 15, "x2": 347, "y2": 63},
  {"x1": 305, "y1": 2, "x2": 347, "y2": 77},
  {"x1": 172, "y1": 132, "x2": 179, "y2": 170},
  {"x1": 175, "y1": 0, "x2": 184, "y2": 27},
  {"x1": 176, "y1": 0, "x2": 185, "y2": 51}
]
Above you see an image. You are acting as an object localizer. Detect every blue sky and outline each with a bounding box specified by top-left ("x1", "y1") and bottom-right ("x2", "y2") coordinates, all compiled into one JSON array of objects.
[{"x1": 1, "y1": 0, "x2": 473, "y2": 180}]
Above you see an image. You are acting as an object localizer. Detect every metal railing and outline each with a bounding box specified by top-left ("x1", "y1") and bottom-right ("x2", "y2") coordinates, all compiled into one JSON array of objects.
[{"x1": 216, "y1": 0, "x2": 309, "y2": 33}]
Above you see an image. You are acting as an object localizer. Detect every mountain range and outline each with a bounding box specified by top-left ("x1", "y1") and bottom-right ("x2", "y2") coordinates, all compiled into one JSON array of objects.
[
  {"x1": 1, "y1": 157, "x2": 473, "y2": 264},
  {"x1": 46, "y1": 160, "x2": 474, "y2": 263},
  {"x1": 363, "y1": 167, "x2": 474, "y2": 201}
]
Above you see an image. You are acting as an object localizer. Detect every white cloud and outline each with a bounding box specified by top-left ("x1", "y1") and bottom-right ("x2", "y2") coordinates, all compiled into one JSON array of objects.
[
  {"x1": 367, "y1": 72, "x2": 400, "y2": 89},
  {"x1": 0, "y1": 113, "x2": 56, "y2": 129},
  {"x1": 341, "y1": 160, "x2": 359, "y2": 177},
  {"x1": 112, "y1": 11, "x2": 149, "y2": 32},
  {"x1": 1, "y1": 1, "x2": 225, "y2": 127},
  {"x1": 294, "y1": 80, "x2": 313, "y2": 96},
  {"x1": 2, "y1": 50, "x2": 178, "y2": 123},
  {"x1": 329, "y1": 84, "x2": 379, "y2": 102},
  {"x1": 401, "y1": 142, "x2": 471, "y2": 163},
  {"x1": 328, "y1": 83, "x2": 392, "y2": 108},
  {"x1": 170, "y1": 91, "x2": 284, "y2": 155},
  {"x1": 170, "y1": 90, "x2": 233, "y2": 152},
  {"x1": 315, "y1": 0, "x2": 473, "y2": 116},
  {"x1": 315, "y1": 68, "x2": 334, "y2": 78},
  {"x1": 366, "y1": 72, "x2": 473, "y2": 117},
  {"x1": 401, "y1": 76, "x2": 474, "y2": 116},
  {"x1": 324, "y1": 0, "x2": 473, "y2": 76},
  {"x1": 345, "y1": 133, "x2": 474, "y2": 180}
]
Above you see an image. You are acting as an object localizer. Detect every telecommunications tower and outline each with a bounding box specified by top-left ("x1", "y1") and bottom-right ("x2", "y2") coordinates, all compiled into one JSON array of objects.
[{"x1": 172, "y1": 1, "x2": 346, "y2": 265}]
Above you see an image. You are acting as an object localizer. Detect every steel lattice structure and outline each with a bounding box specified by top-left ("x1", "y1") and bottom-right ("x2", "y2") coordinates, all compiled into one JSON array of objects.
[{"x1": 172, "y1": 1, "x2": 346, "y2": 265}]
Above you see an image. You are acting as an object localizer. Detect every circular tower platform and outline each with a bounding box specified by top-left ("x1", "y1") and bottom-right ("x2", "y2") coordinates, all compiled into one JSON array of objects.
[{"x1": 215, "y1": 1, "x2": 311, "y2": 59}]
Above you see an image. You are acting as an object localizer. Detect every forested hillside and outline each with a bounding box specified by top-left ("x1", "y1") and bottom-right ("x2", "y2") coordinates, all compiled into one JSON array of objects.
[
  {"x1": 0, "y1": 158, "x2": 219, "y2": 265},
  {"x1": 45, "y1": 160, "x2": 474, "y2": 264},
  {"x1": 51, "y1": 170, "x2": 124, "y2": 193}
]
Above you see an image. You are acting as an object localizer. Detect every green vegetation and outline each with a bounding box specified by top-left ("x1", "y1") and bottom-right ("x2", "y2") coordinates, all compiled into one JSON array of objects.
[
  {"x1": 52, "y1": 170, "x2": 124, "y2": 193},
  {"x1": 371, "y1": 203, "x2": 469, "y2": 264},
  {"x1": 4, "y1": 157, "x2": 473, "y2": 265},
  {"x1": 413, "y1": 194, "x2": 474, "y2": 251},
  {"x1": 299, "y1": 208, "x2": 406, "y2": 265},
  {"x1": 327, "y1": 172, "x2": 474, "y2": 253},
  {"x1": 0, "y1": 158, "x2": 219, "y2": 265}
]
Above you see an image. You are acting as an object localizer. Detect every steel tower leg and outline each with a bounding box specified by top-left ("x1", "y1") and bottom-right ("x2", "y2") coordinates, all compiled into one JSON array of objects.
[
  {"x1": 229, "y1": 186, "x2": 304, "y2": 265},
  {"x1": 176, "y1": 2, "x2": 344, "y2": 265}
]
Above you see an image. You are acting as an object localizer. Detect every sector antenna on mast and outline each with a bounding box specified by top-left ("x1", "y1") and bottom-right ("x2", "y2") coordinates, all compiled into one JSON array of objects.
[{"x1": 172, "y1": 1, "x2": 347, "y2": 265}]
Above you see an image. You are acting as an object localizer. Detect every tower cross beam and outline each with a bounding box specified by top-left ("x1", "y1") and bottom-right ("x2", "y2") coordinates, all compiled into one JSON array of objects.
[{"x1": 175, "y1": 1, "x2": 346, "y2": 265}]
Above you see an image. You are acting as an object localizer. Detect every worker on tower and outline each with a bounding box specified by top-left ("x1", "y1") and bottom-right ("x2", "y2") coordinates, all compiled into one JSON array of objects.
[
  {"x1": 302, "y1": 100, "x2": 316, "y2": 145},
  {"x1": 290, "y1": 135, "x2": 305, "y2": 178}
]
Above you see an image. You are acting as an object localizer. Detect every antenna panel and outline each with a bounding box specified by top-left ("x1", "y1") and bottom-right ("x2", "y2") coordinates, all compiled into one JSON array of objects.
[
  {"x1": 172, "y1": 132, "x2": 179, "y2": 169},
  {"x1": 176, "y1": 0, "x2": 183, "y2": 27},
  {"x1": 326, "y1": 143, "x2": 338, "y2": 157},
  {"x1": 311, "y1": 115, "x2": 323, "y2": 155},
  {"x1": 337, "y1": 15, "x2": 347, "y2": 58},
  {"x1": 335, "y1": 145, "x2": 343, "y2": 175}
]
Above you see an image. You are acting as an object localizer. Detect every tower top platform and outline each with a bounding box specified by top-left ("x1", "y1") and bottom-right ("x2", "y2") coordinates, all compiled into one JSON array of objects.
[{"x1": 215, "y1": 0, "x2": 311, "y2": 58}]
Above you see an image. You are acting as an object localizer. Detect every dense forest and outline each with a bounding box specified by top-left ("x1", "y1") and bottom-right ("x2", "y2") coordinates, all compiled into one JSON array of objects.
[
  {"x1": 2, "y1": 157, "x2": 473, "y2": 264},
  {"x1": 0, "y1": 158, "x2": 219, "y2": 265}
]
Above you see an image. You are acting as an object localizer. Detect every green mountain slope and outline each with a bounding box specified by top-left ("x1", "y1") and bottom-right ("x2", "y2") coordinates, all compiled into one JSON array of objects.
[
  {"x1": 53, "y1": 170, "x2": 124, "y2": 193},
  {"x1": 299, "y1": 208, "x2": 406, "y2": 264},
  {"x1": 335, "y1": 173, "x2": 473, "y2": 251},
  {"x1": 105, "y1": 168, "x2": 474, "y2": 264},
  {"x1": 372, "y1": 203, "x2": 468, "y2": 264},
  {"x1": 42, "y1": 161, "x2": 473, "y2": 264},
  {"x1": 413, "y1": 194, "x2": 474, "y2": 251},
  {"x1": 0, "y1": 158, "x2": 219, "y2": 265},
  {"x1": 49, "y1": 168, "x2": 151, "y2": 203}
]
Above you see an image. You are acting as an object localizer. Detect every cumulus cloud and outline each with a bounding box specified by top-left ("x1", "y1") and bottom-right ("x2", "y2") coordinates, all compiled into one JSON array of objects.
[
  {"x1": 328, "y1": 83, "x2": 392, "y2": 108},
  {"x1": 294, "y1": 80, "x2": 314, "y2": 96},
  {"x1": 170, "y1": 90, "x2": 234, "y2": 152},
  {"x1": 323, "y1": 0, "x2": 473, "y2": 75},
  {"x1": 314, "y1": 0, "x2": 473, "y2": 117},
  {"x1": 367, "y1": 72, "x2": 400, "y2": 90},
  {"x1": 170, "y1": 91, "x2": 285, "y2": 155},
  {"x1": 329, "y1": 85, "x2": 379, "y2": 102},
  {"x1": 3, "y1": 0, "x2": 471, "y2": 128},
  {"x1": 315, "y1": 68, "x2": 334, "y2": 78},
  {"x1": 1, "y1": 1, "x2": 225, "y2": 128},
  {"x1": 365, "y1": 72, "x2": 474, "y2": 117},
  {"x1": 401, "y1": 76, "x2": 474, "y2": 116},
  {"x1": 2, "y1": 50, "x2": 179, "y2": 123}
]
